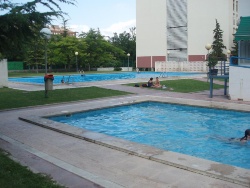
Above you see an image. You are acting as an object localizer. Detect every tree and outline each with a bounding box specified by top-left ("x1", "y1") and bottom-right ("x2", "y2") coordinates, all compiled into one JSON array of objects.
[
  {"x1": 230, "y1": 40, "x2": 238, "y2": 65},
  {"x1": 0, "y1": 0, "x2": 76, "y2": 59},
  {"x1": 110, "y1": 27, "x2": 136, "y2": 67},
  {"x1": 79, "y1": 29, "x2": 125, "y2": 70},
  {"x1": 24, "y1": 37, "x2": 45, "y2": 72},
  {"x1": 209, "y1": 19, "x2": 226, "y2": 66},
  {"x1": 231, "y1": 40, "x2": 238, "y2": 57},
  {"x1": 49, "y1": 35, "x2": 87, "y2": 70}
]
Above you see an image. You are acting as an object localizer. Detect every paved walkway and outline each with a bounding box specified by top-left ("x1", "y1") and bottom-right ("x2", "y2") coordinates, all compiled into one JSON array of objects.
[{"x1": 1, "y1": 78, "x2": 250, "y2": 188}]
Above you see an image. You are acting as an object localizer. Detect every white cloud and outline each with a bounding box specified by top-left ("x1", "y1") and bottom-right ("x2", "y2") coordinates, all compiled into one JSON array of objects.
[
  {"x1": 69, "y1": 24, "x2": 90, "y2": 35},
  {"x1": 69, "y1": 19, "x2": 136, "y2": 37},
  {"x1": 102, "y1": 19, "x2": 136, "y2": 37}
]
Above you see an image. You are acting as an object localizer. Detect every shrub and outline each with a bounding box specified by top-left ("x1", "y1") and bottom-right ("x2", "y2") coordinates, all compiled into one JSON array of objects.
[{"x1": 114, "y1": 67, "x2": 122, "y2": 71}]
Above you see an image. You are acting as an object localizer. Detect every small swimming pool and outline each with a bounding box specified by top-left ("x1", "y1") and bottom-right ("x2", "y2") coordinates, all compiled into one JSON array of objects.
[
  {"x1": 48, "y1": 102, "x2": 250, "y2": 170},
  {"x1": 9, "y1": 72, "x2": 204, "y2": 84}
]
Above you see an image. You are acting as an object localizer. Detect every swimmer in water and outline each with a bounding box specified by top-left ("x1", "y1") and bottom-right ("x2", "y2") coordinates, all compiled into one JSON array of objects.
[{"x1": 240, "y1": 129, "x2": 250, "y2": 141}]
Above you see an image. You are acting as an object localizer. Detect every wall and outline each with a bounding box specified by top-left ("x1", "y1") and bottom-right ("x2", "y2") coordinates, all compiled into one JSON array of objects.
[
  {"x1": 136, "y1": 0, "x2": 167, "y2": 67},
  {"x1": 155, "y1": 61, "x2": 207, "y2": 72},
  {"x1": 229, "y1": 66, "x2": 250, "y2": 101},
  {"x1": 136, "y1": 0, "x2": 237, "y2": 67},
  {"x1": 0, "y1": 59, "x2": 8, "y2": 87},
  {"x1": 167, "y1": 0, "x2": 188, "y2": 61},
  {"x1": 97, "y1": 67, "x2": 133, "y2": 72},
  {"x1": 188, "y1": 0, "x2": 234, "y2": 57}
]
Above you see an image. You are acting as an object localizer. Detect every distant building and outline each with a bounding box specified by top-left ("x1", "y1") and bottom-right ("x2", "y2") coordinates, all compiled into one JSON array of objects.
[
  {"x1": 49, "y1": 25, "x2": 77, "y2": 37},
  {"x1": 136, "y1": 0, "x2": 239, "y2": 69}
]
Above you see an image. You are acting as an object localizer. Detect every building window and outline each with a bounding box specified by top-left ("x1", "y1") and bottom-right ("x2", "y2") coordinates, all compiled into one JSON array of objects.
[{"x1": 236, "y1": 1, "x2": 238, "y2": 12}]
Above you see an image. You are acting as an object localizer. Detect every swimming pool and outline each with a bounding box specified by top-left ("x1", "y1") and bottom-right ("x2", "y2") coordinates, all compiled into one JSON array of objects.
[
  {"x1": 48, "y1": 102, "x2": 250, "y2": 170},
  {"x1": 9, "y1": 72, "x2": 204, "y2": 84}
]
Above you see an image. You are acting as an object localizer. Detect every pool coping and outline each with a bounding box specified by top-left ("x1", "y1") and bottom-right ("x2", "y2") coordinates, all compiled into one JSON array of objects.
[{"x1": 18, "y1": 96, "x2": 250, "y2": 187}]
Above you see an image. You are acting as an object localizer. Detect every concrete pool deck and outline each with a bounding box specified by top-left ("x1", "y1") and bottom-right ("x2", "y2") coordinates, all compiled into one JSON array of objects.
[{"x1": 1, "y1": 77, "x2": 250, "y2": 187}]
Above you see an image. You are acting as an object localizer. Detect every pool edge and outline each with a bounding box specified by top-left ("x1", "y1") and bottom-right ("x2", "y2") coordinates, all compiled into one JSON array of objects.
[{"x1": 19, "y1": 109, "x2": 250, "y2": 188}]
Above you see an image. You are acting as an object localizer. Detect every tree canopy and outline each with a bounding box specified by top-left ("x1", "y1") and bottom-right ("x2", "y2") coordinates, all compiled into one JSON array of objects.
[
  {"x1": 0, "y1": 0, "x2": 76, "y2": 58},
  {"x1": 1, "y1": 0, "x2": 136, "y2": 71}
]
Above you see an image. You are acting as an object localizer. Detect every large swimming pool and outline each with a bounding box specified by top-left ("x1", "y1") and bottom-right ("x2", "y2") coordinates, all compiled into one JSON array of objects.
[
  {"x1": 9, "y1": 72, "x2": 204, "y2": 84},
  {"x1": 48, "y1": 102, "x2": 250, "y2": 170}
]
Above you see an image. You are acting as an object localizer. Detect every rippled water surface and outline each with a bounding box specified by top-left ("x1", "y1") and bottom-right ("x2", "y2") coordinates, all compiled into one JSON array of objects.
[
  {"x1": 49, "y1": 102, "x2": 250, "y2": 169},
  {"x1": 9, "y1": 72, "x2": 203, "y2": 84}
]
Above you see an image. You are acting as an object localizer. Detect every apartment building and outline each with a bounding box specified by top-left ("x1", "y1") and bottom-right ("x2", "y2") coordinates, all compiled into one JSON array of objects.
[
  {"x1": 49, "y1": 25, "x2": 77, "y2": 37},
  {"x1": 136, "y1": 0, "x2": 239, "y2": 69}
]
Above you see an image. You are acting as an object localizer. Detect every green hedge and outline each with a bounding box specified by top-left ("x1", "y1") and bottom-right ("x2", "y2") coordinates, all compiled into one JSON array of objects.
[{"x1": 8, "y1": 61, "x2": 24, "y2": 70}]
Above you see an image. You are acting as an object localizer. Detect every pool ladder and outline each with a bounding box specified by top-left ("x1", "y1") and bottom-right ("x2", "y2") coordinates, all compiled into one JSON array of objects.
[
  {"x1": 61, "y1": 75, "x2": 75, "y2": 84},
  {"x1": 159, "y1": 72, "x2": 168, "y2": 78}
]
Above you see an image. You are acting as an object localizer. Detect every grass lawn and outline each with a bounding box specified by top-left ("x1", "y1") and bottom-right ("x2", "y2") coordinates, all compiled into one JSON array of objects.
[
  {"x1": 127, "y1": 79, "x2": 224, "y2": 93},
  {"x1": 0, "y1": 87, "x2": 131, "y2": 110},
  {"x1": 0, "y1": 149, "x2": 64, "y2": 188}
]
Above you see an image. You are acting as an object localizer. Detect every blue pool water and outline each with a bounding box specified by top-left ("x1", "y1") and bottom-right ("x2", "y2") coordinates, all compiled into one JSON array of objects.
[
  {"x1": 48, "y1": 102, "x2": 250, "y2": 169},
  {"x1": 9, "y1": 72, "x2": 203, "y2": 84}
]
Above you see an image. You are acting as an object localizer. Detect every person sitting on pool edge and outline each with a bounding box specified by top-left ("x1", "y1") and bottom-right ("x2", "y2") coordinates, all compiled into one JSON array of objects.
[
  {"x1": 240, "y1": 129, "x2": 250, "y2": 141},
  {"x1": 154, "y1": 77, "x2": 162, "y2": 88},
  {"x1": 147, "y1": 77, "x2": 154, "y2": 87},
  {"x1": 141, "y1": 77, "x2": 154, "y2": 87}
]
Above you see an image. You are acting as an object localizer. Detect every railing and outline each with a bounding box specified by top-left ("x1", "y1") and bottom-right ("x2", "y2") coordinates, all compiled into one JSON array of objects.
[
  {"x1": 61, "y1": 75, "x2": 75, "y2": 84},
  {"x1": 213, "y1": 61, "x2": 229, "y2": 76},
  {"x1": 230, "y1": 56, "x2": 250, "y2": 68}
]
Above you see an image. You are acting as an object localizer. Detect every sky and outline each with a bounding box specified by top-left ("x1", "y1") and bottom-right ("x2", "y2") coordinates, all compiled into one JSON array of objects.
[
  {"x1": 239, "y1": 0, "x2": 250, "y2": 17},
  {"x1": 53, "y1": 0, "x2": 249, "y2": 37},
  {"x1": 5, "y1": 0, "x2": 250, "y2": 37},
  {"x1": 52, "y1": 0, "x2": 136, "y2": 37}
]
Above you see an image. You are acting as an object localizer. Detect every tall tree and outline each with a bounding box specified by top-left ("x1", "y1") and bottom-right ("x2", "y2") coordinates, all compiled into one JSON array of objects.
[
  {"x1": 24, "y1": 37, "x2": 45, "y2": 72},
  {"x1": 230, "y1": 40, "x2": 238, "y2": 57},
  {"x1": 49, "y1": 35, "x2": 87, "y2": 70},
  {"x1": 211, "y1": 19, "x2": 226, "y2": 60},
  {"x1": 0, "y1": 0, "x2": 76, "y2": 59},
  {"x1": 110, "y1": 27, "x2": 136, "y2": 66},
  {"x1": 79, "y1": 28, "x2": 124, "y2": 70}
]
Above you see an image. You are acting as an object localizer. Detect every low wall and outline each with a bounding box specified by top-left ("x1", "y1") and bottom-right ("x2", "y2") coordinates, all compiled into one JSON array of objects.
[
  {"x1": 97, "y1": 67, "x2": 132, "y2": 72},
  {"x1": 229, "y1": 66, "x2": 250, "y2": 101},
  {"x1": 0, "y1": 59, "x2": 8, "y2": 87},
  {"x1": 97, "y1": 67, "x2": 114, "y2": 71},
  {"x1": 155, "y1": 61, "x2": 208, "y2": 72}
]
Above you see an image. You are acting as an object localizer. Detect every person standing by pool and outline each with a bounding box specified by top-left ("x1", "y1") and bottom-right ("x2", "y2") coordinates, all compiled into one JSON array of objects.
[{"x1": 240, "y1": 129, "x2": 250, "y2": 141}]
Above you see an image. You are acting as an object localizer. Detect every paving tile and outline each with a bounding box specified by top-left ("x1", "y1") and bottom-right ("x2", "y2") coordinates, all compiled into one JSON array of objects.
[{"x1": 1, "y1": 78, "x2": 250, "y2": 187}]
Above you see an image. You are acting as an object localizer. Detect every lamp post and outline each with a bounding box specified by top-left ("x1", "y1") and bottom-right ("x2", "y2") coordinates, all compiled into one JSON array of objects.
[
  {"x1": 167, "y1": 51, "x2": 170, "y2": 61},
  {"x1": 127, "y1": 53, "x2": 130, "y2": 71},
  {"x1": 75, "y1": 52, "x2": 79, "y2": 72},
  {"x1": 227, "y1": 50, "x2": 231, "y2": 61},
  {"x1": 205, "y1": 43, "x2": 213, "y2": 98},
  {"x1": 205, "y1": 43, "x2": 212, "y2": 59},
  {"x1": 205, "y1": 43, "x2": 212, "y2": 69},
  {"x1": 40, "y1": 28, "x2": 52, "y2": 75},
  {"x1": 40, "y1": 28, "x2": 52, "y2": 98},
  {"x1": 205, "y1": 43, "x2": 212, "y2": 70}
]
